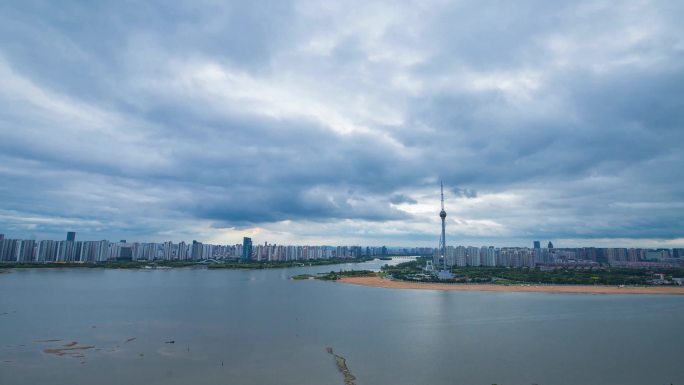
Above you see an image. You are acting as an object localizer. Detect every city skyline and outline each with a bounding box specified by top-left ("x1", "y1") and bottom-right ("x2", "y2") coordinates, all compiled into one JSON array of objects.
[
  {"x1": 1, "y1": 231, "x2": 682, "y2": 254},
  {"x1": 2, "y1": 231, "x2": 682, "y2": 270},
  {"x1": 1, "y1": 1, "x2": 683, "y2": 248}
]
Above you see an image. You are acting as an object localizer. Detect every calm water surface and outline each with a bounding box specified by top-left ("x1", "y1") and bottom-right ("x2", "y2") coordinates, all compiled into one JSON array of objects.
[{"x1": 1, "y1": 258, "x2": 683, "y2": 385}]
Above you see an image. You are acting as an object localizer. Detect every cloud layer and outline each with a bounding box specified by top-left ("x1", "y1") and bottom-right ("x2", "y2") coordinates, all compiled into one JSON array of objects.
[{"x1": 1, "y1": 1, "x2": 683, "y2": 247}]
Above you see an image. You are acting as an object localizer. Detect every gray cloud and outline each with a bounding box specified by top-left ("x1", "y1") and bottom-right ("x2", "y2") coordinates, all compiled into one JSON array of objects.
[
  {"x1": 0, "y1": 0, "x2": 682, "y2": 246},
  {"x1": 390, "y1": 194, "x2": 417, "y2": 205},
  {"x1": 451, "y1": 188, "x2": 478, "y2": 199}
]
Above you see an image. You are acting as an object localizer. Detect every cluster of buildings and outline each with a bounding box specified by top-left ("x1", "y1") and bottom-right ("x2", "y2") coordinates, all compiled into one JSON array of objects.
[
  {"x1": 1, "y1": 232, "x2": 682, "y2": 269},
  {"x1": 425, "y1": 185, "x2": 683, "y2": 271},
  {"x1": 433, "y1": 241, "x2": 684, "y2": 269},
  {"x1": 0, "y1": 233, "x2": 398, "y2": 263}
]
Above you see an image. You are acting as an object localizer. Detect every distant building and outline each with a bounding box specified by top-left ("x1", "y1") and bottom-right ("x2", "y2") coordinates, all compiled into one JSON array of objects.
[
  {"x1": 0, "y1": 239, "x2": 20, "y2": 261},
  {"x1": 78, "y1": 240, "x2": 109, "y2": 262},
  {"x1": 57, "y1": 240, "x2": 78, "y2": 261},
  {"x1": 178, "y1": 241, "x2": 188, "y2": 260},
  {"x1": 547, "y1": 241, "x2": 554, "y2": 249},
  {"x1": 191, "y1": 240, "x2": 203, "y2": 260},
  {"x1": 67, "y1": 232, "x2": 76, "y2": 242},
  {"x1": 119, "y1": 246, "x2": 133, "y2": 260},
  {"x1": 445, "y1": 246, "x2": 455, "y2": 266},
  {"x1": 533, "y1": 246, "x2": 543, "y2": 264},
  {"x1": 0, "y1": 234, "x2": 4, "y2": 241},
  {"x1": 466, "y1": 246, "x2": 480, "y2": 266},
  {"x1": 38, "y1": 240, "x2": 59, "y2": 262},
  {"x1": 19, "y1": 240, "x2": 36, "y2": 262},
  {"x1": 480, "y1": 246, "x2": 496, "y2": 267},
  {"x1": 242, "y1": 237, "x2": 253, "y2": 261},
  {"x1": 455, "y1": 246, "x2": 466, "y2": 267}
]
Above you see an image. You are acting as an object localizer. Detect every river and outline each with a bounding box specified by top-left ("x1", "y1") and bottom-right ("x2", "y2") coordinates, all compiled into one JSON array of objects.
[{"x1": 1, "y1": 258, "x2": 682, "y2": 385}]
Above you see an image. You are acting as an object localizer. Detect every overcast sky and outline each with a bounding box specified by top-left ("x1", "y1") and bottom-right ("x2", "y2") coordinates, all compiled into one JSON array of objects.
[{"x1": 1, "y1": 1, "x2": 683, "y2": 247}]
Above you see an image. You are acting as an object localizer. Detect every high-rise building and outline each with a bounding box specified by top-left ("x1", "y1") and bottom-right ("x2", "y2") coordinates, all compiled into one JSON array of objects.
[
  {"x1": 533, "y1": 247, "x2": 543, "y2": 265},
  {"x1": 483, "y1": 246, "x2": 497, "y2": 267},
  {"x1": 85, "y1": 240, "x2": 110, "y2": 262},
  {"x1": 66, "y1": 232, "x2": 76, "y2": 242},
  {"x1": 0, "y1": 234, "x2": 4, "y2": 241},
  {"x1": 242, "y1": 237, "x2": 252, "y2": 261},
  {"x1": 455, "y1": 246, "x2": 466, "y2": 267},
  {"x1": 479, "y1": 246, "x2": 488, "y2": 266},
  {"x1": 191, "y1": 240, "x2": 203, "y2": 260},
  {"x1": 547, "y1": 241, "x2": 554, "y2": 249},
  {"x1": 0, "y1": 239, "x2": 20, "y2": 261},
  {"x1": 466, "y1": 246, "x2": 480, "y2": 266},
  {"x1": 57, "y1": 240, "x2": 78, "y2": 261},
  {"x1": 445, "y1": 246, "x2": 455, "y2": 266},
  {"x1": 178, "y1": 241, "x2": 188, "y2": 260},
  {"x1": 38, "y1": 240, "x2": 59, "y2": 262},
  {"x1": 119, "y1": 246, "x2": 133, "y2": 260},
  {"x1": 19, "y1": 240, "x2": 36, "y2": 262}
]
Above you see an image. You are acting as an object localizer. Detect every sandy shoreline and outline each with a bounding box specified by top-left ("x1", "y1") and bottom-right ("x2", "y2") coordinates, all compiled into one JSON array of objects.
[{"x1": 338, "y1": 276, "x2": 684, "y2": 295}]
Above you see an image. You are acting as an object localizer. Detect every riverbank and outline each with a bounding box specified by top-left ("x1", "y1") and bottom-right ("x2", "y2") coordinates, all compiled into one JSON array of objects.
[
  {"x1": 0, "y1": 257, "x2": 375, "y2": 271},
  {"x1": 338, "y1": 276, "x2": 684, "y2": 295}
]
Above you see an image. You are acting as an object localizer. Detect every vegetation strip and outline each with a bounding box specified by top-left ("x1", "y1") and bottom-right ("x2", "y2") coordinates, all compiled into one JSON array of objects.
[
  {"x1": 208, "y1": 257, "x2": 373, "y2": 270},
  {"x1": 383, "y1": 257, "x2": 684, "y2": 286},
  {"x1": 292, "y1": 270, "x2": 376, "y2": 281},
  {"x1": 1, "y1": 257, "x2": 375, "y2": 270}
]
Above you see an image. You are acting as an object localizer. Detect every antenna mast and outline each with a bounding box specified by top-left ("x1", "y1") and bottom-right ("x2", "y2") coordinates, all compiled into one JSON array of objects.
[{"x1": 441, "y1": 181, "x2": 445, "y2": 211}]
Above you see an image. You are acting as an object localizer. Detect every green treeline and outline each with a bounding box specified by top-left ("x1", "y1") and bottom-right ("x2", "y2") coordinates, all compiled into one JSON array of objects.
[
  {"x1": 0, "y1": 257, "x2": 374, "y2": 270},
  {"x1": 0, "y1": 260, "x2": 196, "y2": 269},
  {"x1": 207, "y1": 257, "x2": 374, "y2": 269}
]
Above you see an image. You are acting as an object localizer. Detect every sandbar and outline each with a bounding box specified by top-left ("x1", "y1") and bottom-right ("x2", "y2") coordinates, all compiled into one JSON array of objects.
[{"x1": 339, "y1": 276, "x2": 684, "y2": 295}]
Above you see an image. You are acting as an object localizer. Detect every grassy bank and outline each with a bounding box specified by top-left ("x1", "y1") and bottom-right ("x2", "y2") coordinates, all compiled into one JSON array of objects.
[
  {"x1": 292, "y1": 270, "x2": 377, "y2": 281},
  {"x1": 0, "y1": 261, "x2": 196, "y2": 269},
  {"x1": 207, "y1": 257, "x2": 374, "y2": 270}
]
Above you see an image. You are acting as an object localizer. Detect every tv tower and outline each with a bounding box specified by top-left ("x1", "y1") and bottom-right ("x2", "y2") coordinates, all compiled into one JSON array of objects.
[{"x1": 439, "y1": 181, "x2": 447, "y2": 271}]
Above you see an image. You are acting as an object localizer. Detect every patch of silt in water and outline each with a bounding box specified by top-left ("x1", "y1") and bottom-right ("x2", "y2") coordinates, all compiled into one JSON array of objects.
[{"x1": 326, "y1": 347, "x2": 357, "y2": 385}]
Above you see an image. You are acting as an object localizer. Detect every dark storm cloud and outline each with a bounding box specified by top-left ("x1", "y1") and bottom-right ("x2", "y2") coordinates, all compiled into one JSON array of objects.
[{"x1": 0, "y1": 0, "x2": 682, "y2": 245}]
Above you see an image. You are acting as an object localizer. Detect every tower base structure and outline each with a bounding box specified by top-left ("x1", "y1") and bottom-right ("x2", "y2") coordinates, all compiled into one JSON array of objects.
[{"x1": 436, "y1": 270, "x2": 454, "y2": 280}]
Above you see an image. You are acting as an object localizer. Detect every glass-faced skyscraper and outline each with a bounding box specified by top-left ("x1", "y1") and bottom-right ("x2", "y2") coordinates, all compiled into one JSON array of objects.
[
  {"x1": 66, "y1": 232, "x2": 76, "y2": 242},
  {"x1": 242, "y1": 237, "x2": 252, "y2": 261}
]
